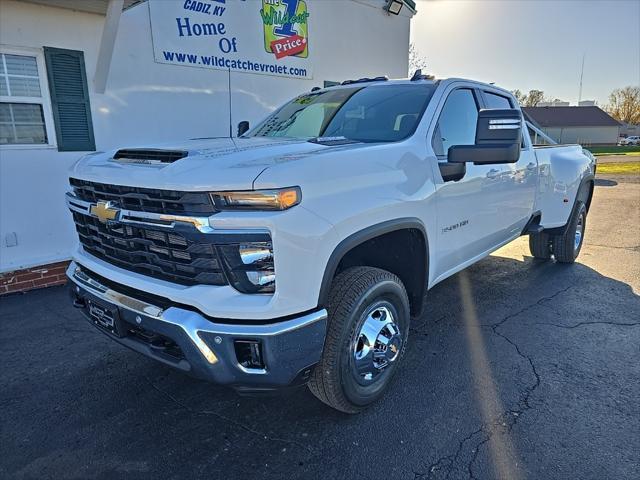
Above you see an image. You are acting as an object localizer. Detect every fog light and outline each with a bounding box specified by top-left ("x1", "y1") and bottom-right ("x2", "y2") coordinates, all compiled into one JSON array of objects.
[
  {"x1": 239, "y1": 244, "x2": 273, "y2": 265},
  {"x1": 234, "y1": 340, "x2": 265, "y2": 370},
  {"x1": 219, "y1": 241, "x2": 275, "y2": 294},
  {"x1": 246, "y1": 271, "x2": 276, "y2": 287}
]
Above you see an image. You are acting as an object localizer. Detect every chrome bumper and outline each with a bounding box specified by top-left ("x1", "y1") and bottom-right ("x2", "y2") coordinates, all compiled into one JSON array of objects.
[{"x1": 67, "y1": 262, "x2": 328, "y2": 389}]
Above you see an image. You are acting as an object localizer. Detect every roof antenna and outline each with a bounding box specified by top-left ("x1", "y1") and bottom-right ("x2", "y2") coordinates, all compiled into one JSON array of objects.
[
  {"x1": 410, "y1": 69, "x2": 435, "y2": 81},
  {"x1": 578, "y1": 53, "x2": 585, "y2": 104}
]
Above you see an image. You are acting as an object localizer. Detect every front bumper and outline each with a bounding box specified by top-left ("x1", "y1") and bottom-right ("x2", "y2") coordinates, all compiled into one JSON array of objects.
[{"x1": 66, "y1": 262, "x2": 328, "y2": 392}]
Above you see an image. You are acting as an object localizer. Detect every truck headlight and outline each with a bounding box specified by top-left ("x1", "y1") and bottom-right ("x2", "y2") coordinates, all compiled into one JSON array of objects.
[
  {"x1": 210, "y1": 187, "x2": 301, "y2": 211},
  {"x1": 218, "y1": 241, "x2": 275, "y2": 294}
]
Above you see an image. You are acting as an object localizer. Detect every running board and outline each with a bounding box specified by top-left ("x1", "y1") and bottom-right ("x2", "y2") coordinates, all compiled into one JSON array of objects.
[
  {"x1": 526, "y1": 224, "x2": 544, "y2": 234},
  {"x1": 521, "y1": 211, "x2": 543, "y2": 235}
]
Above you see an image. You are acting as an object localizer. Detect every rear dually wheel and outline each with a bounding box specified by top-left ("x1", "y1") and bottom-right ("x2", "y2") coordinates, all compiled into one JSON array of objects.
[{"x1": 553, "y1": 201, "x2": 587, "y2": 263}]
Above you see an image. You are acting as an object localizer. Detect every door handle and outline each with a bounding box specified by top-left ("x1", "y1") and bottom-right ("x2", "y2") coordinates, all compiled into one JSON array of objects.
[
  {"x1": 486, "y1": 168, "x2": 500, "y2": 179},
  {"x1": 526, "y1": 162, "x2": 537, "y2": 170}
]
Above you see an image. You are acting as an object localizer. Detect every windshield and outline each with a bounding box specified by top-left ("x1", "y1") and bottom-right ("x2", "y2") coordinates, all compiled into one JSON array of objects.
[{"x1": 248, "y1": 84, "x2": 436, "y2": 143}]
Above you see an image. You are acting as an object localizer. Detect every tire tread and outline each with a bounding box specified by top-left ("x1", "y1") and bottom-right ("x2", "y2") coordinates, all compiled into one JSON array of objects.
[
  {"x1": 308, "y1": 266, "x2": 407, "y2": 413},
  {"x1": 553, "y1": 200, "x2": 587, "y2": 263},
  {"x1": 529, "y1": 232, "x2": 552, "y2": 259}
]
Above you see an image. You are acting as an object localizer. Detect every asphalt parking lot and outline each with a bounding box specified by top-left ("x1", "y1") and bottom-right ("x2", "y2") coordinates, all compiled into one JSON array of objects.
[{"x1": 1, "y1": 174, "x2": 639, "y2": 480}]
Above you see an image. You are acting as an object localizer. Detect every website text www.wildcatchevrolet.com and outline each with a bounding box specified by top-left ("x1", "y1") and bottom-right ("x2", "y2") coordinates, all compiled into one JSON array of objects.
[{"x1": 162, "y1": 51, "x2": 308, "y2": 77}]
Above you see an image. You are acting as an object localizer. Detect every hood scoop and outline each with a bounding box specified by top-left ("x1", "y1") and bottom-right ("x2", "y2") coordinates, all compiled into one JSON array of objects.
[{"x1": 113, "y1": 148, "x2": 188, "y2": 165}]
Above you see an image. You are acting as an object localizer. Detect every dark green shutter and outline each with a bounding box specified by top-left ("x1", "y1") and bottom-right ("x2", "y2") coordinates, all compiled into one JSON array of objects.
[{"x1": 44, "y1": 47, "x2": 95, "y2": 151}]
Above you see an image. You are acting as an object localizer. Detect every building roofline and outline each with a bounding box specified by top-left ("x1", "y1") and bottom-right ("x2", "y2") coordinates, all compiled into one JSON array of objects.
[
  {"x1": 20, "y1": 0, "x2": 142, "y2": 16},
  {"x1": 522, "y1": 106, "x2": 621, "y2": 128}
]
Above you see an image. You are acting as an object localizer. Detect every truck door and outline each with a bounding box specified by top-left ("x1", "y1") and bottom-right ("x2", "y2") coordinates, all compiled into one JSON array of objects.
[
  {"x1": 430, "y1": 87, "x2": 514, "y2": 280},
  {"x1": 481, "y1": 90, "x2": 537, "y2": 236}
]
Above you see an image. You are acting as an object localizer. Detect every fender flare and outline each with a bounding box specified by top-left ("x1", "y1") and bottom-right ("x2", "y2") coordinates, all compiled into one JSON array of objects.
[
  {"x1": 544, "y1": 173, "x2": 595, "y2": 236},
  {"x1": 582, "y1": 173, "x2": 596, "y2": 212},
  {"x1": 317, "y1": 218, "x2": 430, "y2": 312}
]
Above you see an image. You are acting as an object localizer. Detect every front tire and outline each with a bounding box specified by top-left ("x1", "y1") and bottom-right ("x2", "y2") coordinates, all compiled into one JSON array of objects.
[{"x1": 308, "y1": 267, "x2": 410, "y2": 413}]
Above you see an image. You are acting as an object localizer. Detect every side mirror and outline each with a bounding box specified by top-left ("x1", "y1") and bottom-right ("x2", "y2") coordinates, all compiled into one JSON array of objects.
[
  {"x1": 448, "y1": 109, "x2": 522, "y2": 165},
  {"x1": 237, "y1": 121, "x2": 250, "y2": 137}
]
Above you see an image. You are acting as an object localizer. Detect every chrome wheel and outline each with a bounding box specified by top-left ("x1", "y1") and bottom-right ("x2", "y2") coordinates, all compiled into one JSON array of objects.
[
  {"x1": 352, "y1": 303, "x2": 402, "y2": 384},
  {"x1": 574, "y1": 211, "x2": 584, "y2": 252}
]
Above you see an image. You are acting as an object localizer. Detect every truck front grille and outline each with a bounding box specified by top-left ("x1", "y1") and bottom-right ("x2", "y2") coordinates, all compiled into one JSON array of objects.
[
  {"x1": 69, "y1": 178, "x2": 216, "y2": 216},
  {"x1": 72, "y1": 211, "x2": 226, "y2": 286}
]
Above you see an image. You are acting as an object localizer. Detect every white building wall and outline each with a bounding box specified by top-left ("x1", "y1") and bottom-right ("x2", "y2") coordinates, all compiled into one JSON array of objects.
[
  {"x1": 543, "y1": 126, "x2": 620, "y2": 145},
  {"x1": 0, "y1": 0, "x2": 413, "y2": 272},
  {"x1": 0, "y1": 0, "x2": 105, "y2": 272},
  {"x1": 619, "y1": 123, "x2": 640, "y2": 136}
]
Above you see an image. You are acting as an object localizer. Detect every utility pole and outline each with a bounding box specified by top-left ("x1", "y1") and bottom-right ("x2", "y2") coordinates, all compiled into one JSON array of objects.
[{"x1": 578, "y1": 54, "x2": 585, "y2": 104}]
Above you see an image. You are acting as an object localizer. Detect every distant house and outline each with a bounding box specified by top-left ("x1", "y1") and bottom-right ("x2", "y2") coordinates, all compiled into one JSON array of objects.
[
  {"x1": 619, "y1": 122, "x2": 640, "y2": 137},
  {"x1": 522, "y1": 106, "x2": 621, "y2": 145}
]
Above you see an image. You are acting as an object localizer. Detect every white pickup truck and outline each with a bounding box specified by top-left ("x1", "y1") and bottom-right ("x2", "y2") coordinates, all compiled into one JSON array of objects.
[{"x1": 66, "y1": 75, "x2": 595, "y2": 413}]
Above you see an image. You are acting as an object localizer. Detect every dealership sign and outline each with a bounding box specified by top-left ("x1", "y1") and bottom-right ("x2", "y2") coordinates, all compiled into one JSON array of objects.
[{"x1": 149, "y1": 0, "x2": 312, "y2": 79}]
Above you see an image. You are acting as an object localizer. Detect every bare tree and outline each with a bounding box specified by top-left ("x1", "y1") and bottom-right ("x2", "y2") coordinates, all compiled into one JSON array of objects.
[
  {"x1": 524, "y1": 90, "x2": 545, "y2": 107},
  {"x1": 510, "y1": 89, "x2": 546, "y2": 107},
  {"x1": 408, "y1": 43, "x2": 428, "y2": 75},
  {"x1": 511, "y1": 89, "x2": 527, "y2": 105},
  {"x1": 606, "y1": 86, "x2": 640, "y2": 124}
]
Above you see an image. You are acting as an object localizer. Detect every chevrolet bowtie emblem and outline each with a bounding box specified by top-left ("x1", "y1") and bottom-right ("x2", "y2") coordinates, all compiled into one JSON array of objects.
[{"x1": 90, "y1": 201, "x2": 120, "y2": 224}]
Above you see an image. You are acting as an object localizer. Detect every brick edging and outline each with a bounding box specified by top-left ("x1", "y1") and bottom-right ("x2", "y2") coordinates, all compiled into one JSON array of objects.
[{"x1": 0, "y1": 261, "x2": 70, "y2": 296}]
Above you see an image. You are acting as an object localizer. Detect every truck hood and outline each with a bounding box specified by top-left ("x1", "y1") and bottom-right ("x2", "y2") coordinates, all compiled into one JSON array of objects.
[{"x1": 69, "y1": 137, "x2": 343, "y2": 191}]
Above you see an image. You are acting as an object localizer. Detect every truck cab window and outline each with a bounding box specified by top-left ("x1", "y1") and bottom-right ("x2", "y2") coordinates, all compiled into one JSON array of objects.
[
  {"x1": 484, "y1": 90, "x2": 527, "y2": 148},
  {"x1": 484, "y1": 91, "x2": 512, "y2": 109},
  {"x1": 432, "y1": 88, "x2": 479, "y2": 157}
]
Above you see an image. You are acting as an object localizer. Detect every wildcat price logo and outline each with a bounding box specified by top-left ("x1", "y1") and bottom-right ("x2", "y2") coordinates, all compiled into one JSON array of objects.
[{"x1": 261, "y1": 0, "x2": 309, "y2": 60}]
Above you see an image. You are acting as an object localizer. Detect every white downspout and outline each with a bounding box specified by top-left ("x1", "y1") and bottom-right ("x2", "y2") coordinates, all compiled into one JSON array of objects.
[{"x1": 94, "y1": 0, "x2": 124, "y2": 94}]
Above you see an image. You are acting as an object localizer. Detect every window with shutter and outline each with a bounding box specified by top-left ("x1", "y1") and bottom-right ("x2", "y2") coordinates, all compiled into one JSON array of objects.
[
  {"x1": 44, "y1": 47, "x2": 95, "y2": 151},
  {"x1": 0, "y1": 52, "x2": 50, "y2": 145}
]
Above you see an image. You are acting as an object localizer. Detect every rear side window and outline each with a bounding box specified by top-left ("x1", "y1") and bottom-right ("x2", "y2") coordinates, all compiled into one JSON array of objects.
[
  {"x1": 485, "y1": 90, "x2": 526, "y2": 148},
  {"x1": 432, "y1": 88, "x2": 479, "y2": 157},
  {"x1": 484, "y1": 91, "x2": 513, "y2": 109}
]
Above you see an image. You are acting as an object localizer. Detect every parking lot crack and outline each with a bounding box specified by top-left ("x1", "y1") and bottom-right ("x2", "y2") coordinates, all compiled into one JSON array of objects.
[
  {"x1": 462, "y1": 288, "x2": 572, "y2": 477},
  {"x1": 414, "y1": 427, "x2": 485, "y2": 479},
  {"x1": 410, "y1": 314, "x2": 448, "y2": 336},
  {"x1": 415, "y1": 287, "x2": 575, "y2": 479},
  {"x1": 585, "y1": 243, "x2": 640, "y2": 252},
  {"x1": 143, "y1": 375, "x2": 314, "y2": 453},
  {"x1": 483, "y1": 285, "x2": 574, "y2": 329},
  {"x1": 537, "y1": 321, "x2": 640, "y2": 329}
]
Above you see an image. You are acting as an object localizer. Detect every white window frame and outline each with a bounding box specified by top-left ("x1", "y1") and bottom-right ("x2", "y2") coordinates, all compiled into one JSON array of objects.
[{"x1": 0, "y1": 45, "x2": 57, "y2": 150}]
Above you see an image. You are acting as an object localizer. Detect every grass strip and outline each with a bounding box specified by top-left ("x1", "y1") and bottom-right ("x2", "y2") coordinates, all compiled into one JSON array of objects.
[
  {"x1": 597, "y1": 162, "x2": 640, "y2": 175},
  {"x1": 588, "y1": 146, "x2": 640, "y2": 155}
]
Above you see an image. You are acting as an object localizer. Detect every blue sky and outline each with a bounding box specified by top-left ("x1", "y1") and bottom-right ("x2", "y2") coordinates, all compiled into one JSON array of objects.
[{"x1": 410, "y1": 0, "x2": 640, "y2": 106}]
